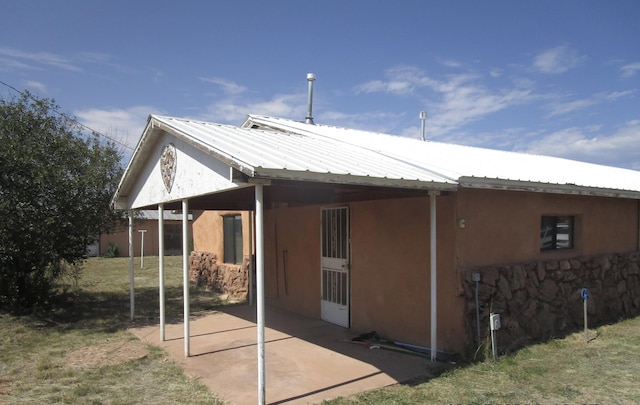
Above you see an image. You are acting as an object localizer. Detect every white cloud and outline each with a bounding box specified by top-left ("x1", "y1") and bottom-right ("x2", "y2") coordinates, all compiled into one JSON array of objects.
[
  {"x1": 201, "y1": 93, "x2": 306, "y2": 124},
  {"x1": 200, "y1": 77, "x2": 247, "y2": 95},
  {"x1": 533, "y1": 45, "x2": 584, "y2": 74},
  {"x1": 621, "y1": 62, "x2": 640, "y2": 78},
  {"x1": 25, "y1": 80, "x2": 47, "y2": 94},
  {"x1": 353, "y1": 66, "x2": 534, "y2": 139},
  {"x1": 74, "y1": 105, "x2": 162, "y2": 150},
  {"x1": 547, "y1": 90, "x2": 635, "y2": 117},
  {"x1": 524, "y1": 121, "x2": 640, "y2": 169},
  {"x1": 354, "y1": 65, "x2": 438, "y2": 95},
  {"x1": 0, "y1": 46, "x2": 81, "y2": 72}
]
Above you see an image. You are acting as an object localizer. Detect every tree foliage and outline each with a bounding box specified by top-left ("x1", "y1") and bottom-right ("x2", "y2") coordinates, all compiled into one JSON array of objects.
[{"x1": 0, "y1": 92, "x2": 124, "y2": 311}]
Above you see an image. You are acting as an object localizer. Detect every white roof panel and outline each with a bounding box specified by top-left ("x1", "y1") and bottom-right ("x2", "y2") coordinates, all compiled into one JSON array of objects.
[
  {"x1": 244, "y1": 115, "x2": 640, "y2": 198},
  {"x1": 152, "y1": 115, "x2": 456, "y2": 188}
]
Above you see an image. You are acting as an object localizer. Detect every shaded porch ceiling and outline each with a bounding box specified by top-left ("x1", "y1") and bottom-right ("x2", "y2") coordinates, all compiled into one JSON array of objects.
[{"x1": 147, "y1": 179, "x2": 441, "y2": 212}]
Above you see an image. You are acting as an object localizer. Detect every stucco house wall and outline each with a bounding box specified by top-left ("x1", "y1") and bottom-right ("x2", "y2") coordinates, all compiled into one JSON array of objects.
[
  {"x1": 455, "y1": 188, "x2": 639, "y2": 269},
  {"x1": 192, "y1": 210, "x2": 253, "y2": 263}
]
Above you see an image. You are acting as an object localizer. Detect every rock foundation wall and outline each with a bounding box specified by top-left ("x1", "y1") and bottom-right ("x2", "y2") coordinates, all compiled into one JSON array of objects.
[
  {"x1": 461, "y1": 251, "x2": 640, "y2": 355},
  {"x1": 189, "y1": 251, "x2": 250, "y2": 301}
]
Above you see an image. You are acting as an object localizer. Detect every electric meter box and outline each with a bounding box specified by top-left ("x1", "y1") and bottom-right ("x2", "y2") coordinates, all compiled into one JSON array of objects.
[{"x1": 490, "y1": 313, "x2": 501, "y2": 331}]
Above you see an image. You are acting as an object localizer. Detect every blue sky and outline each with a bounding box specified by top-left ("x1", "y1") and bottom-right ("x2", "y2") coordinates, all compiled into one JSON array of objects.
[{"x1": 1, "y1": 1, "x2": 639, "y2": 169}]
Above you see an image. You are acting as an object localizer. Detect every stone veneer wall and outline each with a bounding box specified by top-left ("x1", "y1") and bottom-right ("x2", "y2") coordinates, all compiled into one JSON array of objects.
[
  {"x1": 189, "y1": 251, "x2": 250, "y2": 301},
  {"x1": 461, "y1": 251, "x2": 640, "y2": 356}
]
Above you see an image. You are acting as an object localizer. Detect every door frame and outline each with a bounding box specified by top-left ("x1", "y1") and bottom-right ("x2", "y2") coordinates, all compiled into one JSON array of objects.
[{"x1": 320, "y1": 206, "x2": 351, "y2": 328}]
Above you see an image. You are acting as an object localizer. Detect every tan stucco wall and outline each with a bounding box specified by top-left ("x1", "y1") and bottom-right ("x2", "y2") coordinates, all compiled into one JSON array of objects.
[
  {"x1": 350, "y1": 194, "x2": 463, "y2": 352},
  {"x1": 261, "y1": 195, "x2": 466, "y2": 353},
  {"x1": 455, "y1": 188, "x2": 640, "y2": 268},
  {"x1": 192, "y1": 210, "x2": 253, "y2": 263},
  {"x1": 188, "y1": 188, "x2": 639, "y2": 356},
  {"x1": 263, "y1": 205, "x2": 322, "y2": 318}
]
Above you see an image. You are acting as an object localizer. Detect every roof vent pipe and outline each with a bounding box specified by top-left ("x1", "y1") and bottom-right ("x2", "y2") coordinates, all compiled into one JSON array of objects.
[
  {"x1": 419, "y1": 111, "x2": 427, "y2": 141},
  {"x1": 305, "y1": 73, "x2": 316, "y2": 125}
]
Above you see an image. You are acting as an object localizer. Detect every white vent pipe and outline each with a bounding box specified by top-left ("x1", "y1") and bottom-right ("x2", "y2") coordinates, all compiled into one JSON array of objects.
[{"x1": 306, "y1": 73, "x2": 316, "y2": 125}]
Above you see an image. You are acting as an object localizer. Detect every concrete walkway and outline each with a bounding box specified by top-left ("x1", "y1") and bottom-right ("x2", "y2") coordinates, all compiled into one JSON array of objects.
[{"x1": 130, "y1": 305, "x2": 440, "y2": 404}]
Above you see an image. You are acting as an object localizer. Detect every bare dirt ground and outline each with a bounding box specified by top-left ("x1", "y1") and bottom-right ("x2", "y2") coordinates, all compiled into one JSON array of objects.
[{"x1": 64, "y1": 340, "x2": 149, "y2": 369}]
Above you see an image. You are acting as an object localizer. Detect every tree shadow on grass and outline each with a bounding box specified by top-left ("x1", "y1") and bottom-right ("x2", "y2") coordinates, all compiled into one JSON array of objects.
[{"x1": 34, "y1": 285, "x2": 234, "y2": 335}]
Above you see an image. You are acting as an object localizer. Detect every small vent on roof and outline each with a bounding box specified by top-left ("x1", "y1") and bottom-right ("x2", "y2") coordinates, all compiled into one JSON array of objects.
[
  {"x1": 419, "y1": 111, "x2": 427, "y2": 141},
  {"x1": 305, "y1": 73, "x2": 316, "y2": 125}
]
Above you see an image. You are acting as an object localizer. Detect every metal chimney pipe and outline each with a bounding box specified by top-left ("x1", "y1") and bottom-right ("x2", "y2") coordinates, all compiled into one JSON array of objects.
[
  {"x1": 419, "y1": 111, "x2": 427, "y2": 141},
  {"x1": 306, "y1": 73, "x2": 316, "y2": 125}
]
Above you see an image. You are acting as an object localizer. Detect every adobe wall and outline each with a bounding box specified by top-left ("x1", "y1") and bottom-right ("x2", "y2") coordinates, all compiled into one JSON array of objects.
[
  {"x1": 261, "y1": 196, "x2": 466, "y2": 353},
  {"x1": 189, "y1": 251, "x2": 249, "y2": 301},
  {"x1": 349, "y1": 194, "x2": 464, "y2": 353},
  {"x1": 263, "y1": 205, "x2": 322, "y2": 319},
  {"x1": 455, "y1": 188, "x2": 639, "y2": 268},
  {"x1": 192, "y1": 210, "x2": 253, "y2": 263},
  {"x1": 461, "y1": 251, "x2": 640, "y2": 357}
]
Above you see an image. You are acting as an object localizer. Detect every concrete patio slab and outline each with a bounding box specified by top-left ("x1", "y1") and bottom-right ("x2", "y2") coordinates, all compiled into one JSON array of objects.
[{"x1": 130, "y1": 305, "x2": 442, "y2": 404}]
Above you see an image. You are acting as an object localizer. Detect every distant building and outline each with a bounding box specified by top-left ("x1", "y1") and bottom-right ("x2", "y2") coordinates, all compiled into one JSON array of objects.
[{"x1": 98, "y1": 210, "x2": 192, "y2": 257}]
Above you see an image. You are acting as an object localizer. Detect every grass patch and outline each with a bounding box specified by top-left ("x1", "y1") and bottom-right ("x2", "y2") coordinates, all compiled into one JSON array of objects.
[
  {"x1": 3, "y1": 256, "x2": 640, "y2": 404},
  {"x1": 0, "y1": 256, "x2": 226, "y2": 404},
  {"x1": 324, "y1": 316, "x2": 640, "y2": 404}
]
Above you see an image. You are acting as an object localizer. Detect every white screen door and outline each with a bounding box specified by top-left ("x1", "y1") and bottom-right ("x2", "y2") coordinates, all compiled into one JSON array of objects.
[{"x1": 321, "y1": 207, "x2": 350, "y2": 327}]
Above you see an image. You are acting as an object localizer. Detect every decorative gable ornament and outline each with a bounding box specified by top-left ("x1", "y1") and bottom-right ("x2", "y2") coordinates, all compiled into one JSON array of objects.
[{"x1": 160, "y1": 143, "x2": 177, "y2": 193}]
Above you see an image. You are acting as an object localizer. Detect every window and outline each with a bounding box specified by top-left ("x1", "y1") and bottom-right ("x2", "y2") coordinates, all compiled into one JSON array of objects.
[
  {"x1": 540, "y1": 216, "x2": 574, "y2": 251},
  {"x1": 223, "y1": 215, "x2": 243, "y2": 264}
]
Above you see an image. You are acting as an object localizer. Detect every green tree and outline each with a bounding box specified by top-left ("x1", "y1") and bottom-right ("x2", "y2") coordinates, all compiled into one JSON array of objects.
[{"x1": 0, "y1": 92, "x2": 124, "y2": 311}]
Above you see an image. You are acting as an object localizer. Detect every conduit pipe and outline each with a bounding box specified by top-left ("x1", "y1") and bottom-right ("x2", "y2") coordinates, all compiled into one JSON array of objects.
[
  {"x1": 429, "y1": 191, "x2": 439, "y2": 362},
  {"x1": 158, "y1": 203, "x2": 166, "y2": 341},
  {"x1": 182, "y1": 199, "x2": 190, "y2": 357},
  {"x1": 255, "y1": 184, "x2": 266, "y2": 405}
]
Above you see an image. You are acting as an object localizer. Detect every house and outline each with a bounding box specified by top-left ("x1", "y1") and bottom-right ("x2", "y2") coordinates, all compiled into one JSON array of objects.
[
  {"x1": 112, "y1": 113, "x2": 640, "y2": 363},
  {"x1": 97, "y1": 210, "x2": 192, "y2": 257}
]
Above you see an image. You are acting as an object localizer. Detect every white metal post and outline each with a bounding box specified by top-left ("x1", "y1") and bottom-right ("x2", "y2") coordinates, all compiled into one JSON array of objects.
[
  {"x1": 255, "y1": 184, "x2": 266, "y2": 405},
  {"x1": 429, "y1": 191, "x2": 439, "y2": 362},
  {"x1": 182, "y1": 199, "x2": 190, "y2": 357},
  {"x1": 158, "y1": 204, "x2": 166, "y2": 341},
  {"x1": 128, "y1": 211, "x2": 135, "y2": 321},
  {"x1": 249, "y1": 211, "x2": 254, "y2": 307},
  {"x1": 138, "y1": 229, "x2": 147, "y2": 268}
]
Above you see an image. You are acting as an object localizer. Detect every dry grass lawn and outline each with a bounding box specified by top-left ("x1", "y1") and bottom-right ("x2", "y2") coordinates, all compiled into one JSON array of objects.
[
  {"x1": 326, "y1": 315, "x2": 640, "y2": 404},
  {"x1": 1, "y1": 256, "x2": 639, "y2": 404},
  {"x1": 0, "y1": 256, "x2": 226, "y2": 405}
]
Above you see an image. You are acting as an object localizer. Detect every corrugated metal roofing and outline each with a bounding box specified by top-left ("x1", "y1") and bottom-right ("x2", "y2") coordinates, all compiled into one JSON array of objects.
[
  {"x1": 114, "y1": 113, "x2": 640, "y2": 207},
  {"x1": 244, "y1": 115, "x2": 640, "y2": 198},
  {"x1": 151, "y1": 115, "x2": 456, "y2": 188}
]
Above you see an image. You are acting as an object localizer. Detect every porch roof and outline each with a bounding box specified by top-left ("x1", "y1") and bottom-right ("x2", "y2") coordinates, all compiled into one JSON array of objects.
[
  {"x1": 243, "y1": 115, "x2": 640, "y2": 199},
  {"x1": 112, "y1": 115, "x2": 457, "y2": 210}
]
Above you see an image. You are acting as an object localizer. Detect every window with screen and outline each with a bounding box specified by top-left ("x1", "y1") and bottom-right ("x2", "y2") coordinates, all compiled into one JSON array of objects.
[
  {"x1": 540, "y1": 216, "x2": 574, "y2": 251},
  {"x1": 223, "y1": 215, "x2": 243, "y2": 264}
]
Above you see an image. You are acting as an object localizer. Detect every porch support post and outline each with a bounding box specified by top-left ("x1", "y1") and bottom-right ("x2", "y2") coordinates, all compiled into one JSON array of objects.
[
  {"x1": 182, "y1": 199, "x2": 190, "y2": 357},
  {"x1": 128, "y1": 210, "x2": 135, "y2": 321},
  {"x1": 158, "y1": 203, "x2": 166, "y2": 341},
  {"x1": 255, "y1": 184, "x2": 266, "y2": 405},
  {"x1": 249, "y1": 211, "x2": 254, "y2": 307},
  {"x1": 429, "y1": 190, "x2": 439, "y2": 362}
]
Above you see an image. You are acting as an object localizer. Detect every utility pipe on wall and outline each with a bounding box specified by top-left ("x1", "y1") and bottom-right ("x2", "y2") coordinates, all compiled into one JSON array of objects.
[
  {"x1": 128, "y1": 211, "x2": 135, "y2": 321},
  {"x1": 158, "y1": 203, "x2": 166, "y2": 341},
  {"x1": 429, "y1": 191, "x2": 439, "y2": 362},
  {"x1": 255, "y1": 184, "x2": 266, "y2": 405},
  {"x1": 182, "y1": 199, "x2": 190, "y2": 357}
]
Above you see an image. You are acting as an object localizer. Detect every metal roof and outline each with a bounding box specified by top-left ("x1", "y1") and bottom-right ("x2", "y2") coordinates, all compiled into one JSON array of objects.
[
  {"x1": 113, "y1": 113, "x2": 640, "y2": 208},
  {"x1": 243, "y1": 115, "x2": 640, "y2": 199},
  {"x1": 151, "y1": 115, "x2": 456, "y2": 187}
]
